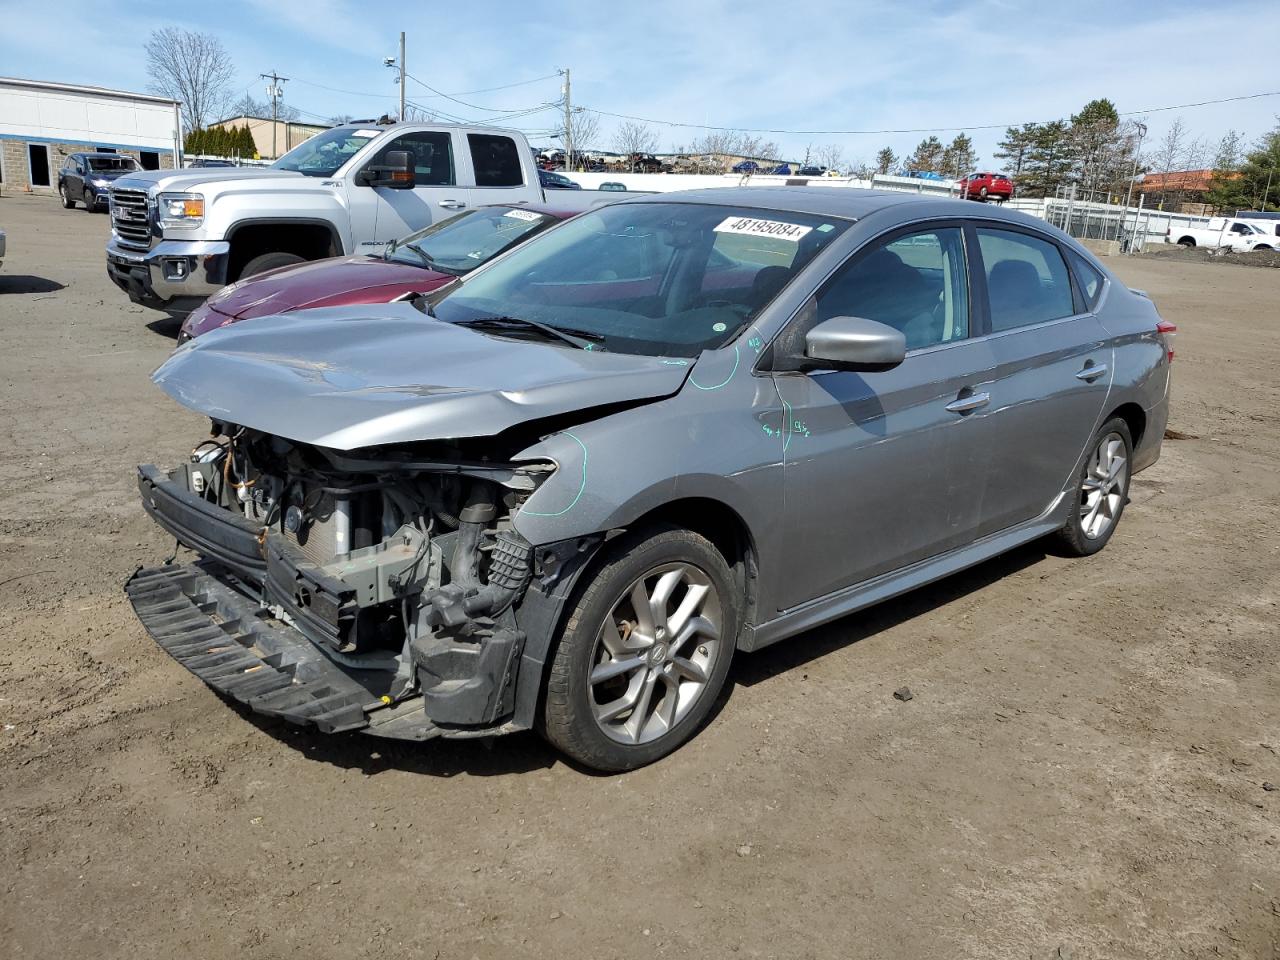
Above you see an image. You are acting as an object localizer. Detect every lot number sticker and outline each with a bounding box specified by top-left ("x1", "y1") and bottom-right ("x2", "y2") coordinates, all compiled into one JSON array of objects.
[
  {"x1": 503, "y1": 209, "x2": 543, "y2": 222},
  {"x1": 714, "y1": 216, "x2": 812, "y2": 242}
]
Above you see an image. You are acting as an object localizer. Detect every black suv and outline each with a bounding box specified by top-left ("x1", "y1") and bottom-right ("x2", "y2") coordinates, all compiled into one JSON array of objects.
[{"x1": 58, "y1": 153, "x2": 141, "y2": 212}]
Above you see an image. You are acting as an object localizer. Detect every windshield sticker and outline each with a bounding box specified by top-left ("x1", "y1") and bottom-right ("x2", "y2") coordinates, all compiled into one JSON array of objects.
[
  {"x1": 503, "y1": 208, "x2": 542, "y2": 222},
  {"x1": 352, "y1": 130, "x2": 380, "y2": 138},
  {"x1": 714, "y1": 216, "x2": 812, "y2": 242}
]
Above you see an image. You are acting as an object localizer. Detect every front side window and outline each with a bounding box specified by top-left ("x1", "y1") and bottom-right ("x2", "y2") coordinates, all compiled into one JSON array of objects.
[
  {"x1": 273, "y1": 127, "x2": 383, "y2": 177},
  {"x1": 369, "y1": 132, "x2": 454, "y2": 187},
  {"x1": 814, "y1": 228, "x2": 970, "y2": 351},
  {"x1": 386, "y1": 206, "x2": 557, "y2": 274},
  {"x1": 468, "y1": 134, "x2": 523, "y2": 187},
  {"x1": 977, "y1": 228, "x2": 1075, "y2": 332},
  {"x1": 432, "y1": 203, "x2": 849, "y2": 356}
]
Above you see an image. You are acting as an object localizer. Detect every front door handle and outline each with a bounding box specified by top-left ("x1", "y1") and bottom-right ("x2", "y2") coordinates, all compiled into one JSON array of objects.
[
  {"x1": 438, "y1": 199, "x2": 466, "y2": 209},
  {"x1": 1075, "y1": 363, "x2": 1108, "y2": 382},
  {"x1": 945, "y1": 392, "x2": 990, "y2": 414}
]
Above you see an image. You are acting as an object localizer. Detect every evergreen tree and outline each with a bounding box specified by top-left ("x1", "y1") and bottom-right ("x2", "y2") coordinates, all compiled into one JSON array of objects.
[
  {"x1": 874, "y1": 146, "x2": 897, "y2": 175},
  {"x1": 906, "y1": 136, "x2": 944, "y2": 174},
  {"x1": 994, "y1": 123, "x2": 1038, "y2": 178},
  {"x1": 940, "y1": 133, "x2": 977, "y2": 178}
]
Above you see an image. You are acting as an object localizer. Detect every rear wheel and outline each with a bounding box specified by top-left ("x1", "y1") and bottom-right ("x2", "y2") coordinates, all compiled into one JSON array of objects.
[
  {"x1": 1177, "y1": 237, "x2": 1196, "y2": 248},
  {"x1": 239, "y1": 251, "x2": 305, "y2": 279},
  {"x1": 542, "y1": 526, "x2": 739, "y2": 771},
  {"x1": 59, "y1": 185, "x2": 75, "y2": 209},
  {"x1": 1055, "y1": 417, "x2": 1133, "y2": 557}
]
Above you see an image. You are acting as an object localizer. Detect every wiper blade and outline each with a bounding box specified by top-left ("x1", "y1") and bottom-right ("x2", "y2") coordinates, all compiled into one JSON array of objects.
[
  {"x1": 385, "y1": 239, "x2": 434, "y2": 267},
  {"x1": 456, "y1": 315, "x2": 605, "y2": 351}
]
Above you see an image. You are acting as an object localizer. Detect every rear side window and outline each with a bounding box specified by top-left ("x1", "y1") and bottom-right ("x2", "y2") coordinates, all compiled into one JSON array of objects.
[
  {"x1": 469, "y1": 134, "x2": 523, "y2": 187},
  {"x1": 816, "y1": 228, "x2": 969, "y2": 351},
  {"x1": 373, "y1": 132, "x2": 454, "y2": 186},
  {"x1": 1068, "y1": 250, "x2": 1105, "y2": 310},
  {"x1": 977, "y1": 228, "x2": 1075, "y2": 332}
]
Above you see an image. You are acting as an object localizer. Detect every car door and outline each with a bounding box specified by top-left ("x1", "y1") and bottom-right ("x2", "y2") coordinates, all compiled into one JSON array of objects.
[
  {"x1": 66, "y1": 157, "x2": 84, "y2": 199},
  {"x1": 348, "y1": 131, "x2": 471, "y2": 255},
  {"x1": 964, "y1": 225, "x2": 1113, "y2": 538},
  {"x1": 772, "y1": 224, "x2": 998, "y2": 610},
  {"x1": 461, "y1": 131, "x2": 530, "y2": 210}
]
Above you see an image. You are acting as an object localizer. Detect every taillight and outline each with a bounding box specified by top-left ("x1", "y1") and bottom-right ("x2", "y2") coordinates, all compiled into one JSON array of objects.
[{"x1": 1156, "y1": 319, "x2": 1177, "y2": 362}]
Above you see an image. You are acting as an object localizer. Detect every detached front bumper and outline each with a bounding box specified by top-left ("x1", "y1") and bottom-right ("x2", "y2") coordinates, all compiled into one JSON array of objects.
[
  {"x1": 127, "y1": 564, "x2": 440, "y2": 740},
  {"x1": 106, "y1": 237, "x2": 231, "y2": 311}
]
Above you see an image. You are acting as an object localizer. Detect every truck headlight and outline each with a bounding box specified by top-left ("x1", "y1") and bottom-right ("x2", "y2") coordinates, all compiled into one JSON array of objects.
[{"x1": 158, "y1": 192, "x2": 205, "y2": 227}]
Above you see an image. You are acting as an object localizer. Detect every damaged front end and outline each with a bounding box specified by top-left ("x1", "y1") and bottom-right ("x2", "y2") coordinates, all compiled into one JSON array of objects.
[{"x1": 129, "y1": 424, "x2": 594, "y2": 740}]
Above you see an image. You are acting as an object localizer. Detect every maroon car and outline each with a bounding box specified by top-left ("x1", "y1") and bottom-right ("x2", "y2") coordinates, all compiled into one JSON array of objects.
[{"x1": 179, "y1": 204, "x2": 572, "y2": 341}]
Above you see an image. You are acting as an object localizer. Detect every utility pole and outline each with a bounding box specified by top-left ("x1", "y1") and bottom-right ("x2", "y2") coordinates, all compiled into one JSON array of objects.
[
  {"x1": 260, "y1": 71, "x2": 289, "y2": 158},
  {"x1": 1118, "y1": 121, "x2": 1147, "y2": 242},
  {"x1": 560, "y1": 68, "x2": 572, "y2": 170},
  {"x1": 399, "y1": 32, "x2": 406, "y2": 122}
]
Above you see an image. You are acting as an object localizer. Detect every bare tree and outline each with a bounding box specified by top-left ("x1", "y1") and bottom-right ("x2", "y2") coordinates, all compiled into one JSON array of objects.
[
  {"x1": 559, "y1": 109, "x2": 602, "y2": 166},
  {"x1": 328, "y1": 114, "x2": 355, "y2": 126},
  {"x1": 231, "y1": 93, "x2": 300, "y2": 123},
  {"x1": 1153, "y1": 117, "x2": 1188, "y2": 177},
  {"x1": 681, "y1": 131, "x2": 780, "y2": 172},
  {"x1": 145, "y1": 27, "x2": 235, "y2": 131},
  {"x1": 816, "y1": 143, "x2": 845, "y2": 172},
  {"x1": 613, "y1": 120, "x2": 659, "y2": 157}
]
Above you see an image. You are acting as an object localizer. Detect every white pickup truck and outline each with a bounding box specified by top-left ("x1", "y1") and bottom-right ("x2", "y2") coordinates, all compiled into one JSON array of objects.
[
  {"x1": 1166, "y1": 216, "x2": 1279, "y2": 253},
  {"x1": 106, "y1": 123, "x2": 579, "y2": 313}
]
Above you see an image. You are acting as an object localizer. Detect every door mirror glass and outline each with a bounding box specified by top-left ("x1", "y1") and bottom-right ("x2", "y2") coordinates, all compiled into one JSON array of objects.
[
  {"x1": 805, "y1": 316, "x2": 906, "y2": 370},
  {"x1": 362, "y1": 150, "x2": 415, "y2": 189}
]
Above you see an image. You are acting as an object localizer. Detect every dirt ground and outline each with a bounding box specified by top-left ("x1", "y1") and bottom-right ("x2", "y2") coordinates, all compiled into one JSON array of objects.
[{"x1": 1, "y1": 191, "x2": 1278, "y2": 960}]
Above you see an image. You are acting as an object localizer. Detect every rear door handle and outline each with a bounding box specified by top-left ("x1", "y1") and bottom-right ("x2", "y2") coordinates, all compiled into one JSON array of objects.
[
  {"x1": 1075, "y1": 363, "x2": 1108, "y2": 381},
  {"x1": 439, "y1": 199, "x2": 466, "y2": 209},
  {"x1": 945, "y1": 392, "x2": 990, "y2": 414}
]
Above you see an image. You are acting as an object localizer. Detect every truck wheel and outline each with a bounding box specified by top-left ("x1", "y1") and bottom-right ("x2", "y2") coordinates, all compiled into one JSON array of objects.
[
  {"x1": 1177, "y1": 237, "x2": 1196, "y2": 248},
  {"x1": 542, "y1": 525, "x2": 739, "y2": 772},
  {"x1": 239, "y1": 251, "x2": 305, "y2": 279},
  {"x1": 59, "y1": 185, "x2": 75, "y2": 209}
]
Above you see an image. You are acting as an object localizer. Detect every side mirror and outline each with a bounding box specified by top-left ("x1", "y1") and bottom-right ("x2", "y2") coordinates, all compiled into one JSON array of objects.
[
  {"x1": 361, "y1": 150, "x2": 414, "y2": 189},
  {"x1": 804, "y1": 316, "x2": 906, "y2": 371}
]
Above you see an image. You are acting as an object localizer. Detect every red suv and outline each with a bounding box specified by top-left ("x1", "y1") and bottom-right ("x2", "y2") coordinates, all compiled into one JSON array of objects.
[{"x1": 959, "y1": 171, "x2": 1014, "y2": 202}]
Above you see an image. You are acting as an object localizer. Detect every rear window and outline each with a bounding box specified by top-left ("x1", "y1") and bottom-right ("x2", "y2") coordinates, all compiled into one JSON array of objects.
[
  {"x1": 469, "y1": 134, "x2": 523, "y2": 188},
  {"x1": 977, "y1": 228, "x2": 1076, "y2": 331},
  {"x1": 1068, "y1": 250, "x2": 1106, "y2": 309}
]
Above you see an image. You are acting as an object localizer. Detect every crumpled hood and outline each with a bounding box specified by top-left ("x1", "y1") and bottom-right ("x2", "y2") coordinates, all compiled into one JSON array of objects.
[{"x1": 153, "y1": 303, "x2": 692, "y2": 450}]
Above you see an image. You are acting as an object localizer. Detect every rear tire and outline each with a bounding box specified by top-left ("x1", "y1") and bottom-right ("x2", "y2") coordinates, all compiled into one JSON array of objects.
[
  {"x1": 239, "y1": 251, "x2": 305, "y2": 280},
  {"x1": 1055, "y1": 417, "x2": 1133, "y2": 557},
  {"x1": 542, "y1": 525, "x2": 739, "y2": 772},
  {"x1": 1177, "y1": 237, "x2": 1196, "y2": 248}
]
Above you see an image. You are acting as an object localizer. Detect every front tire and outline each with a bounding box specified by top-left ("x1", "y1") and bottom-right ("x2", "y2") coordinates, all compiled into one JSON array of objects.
[
  {"x1": 59, "y1": 185, "x2": 75, "y2": 209},
  {"x1": 1055, "y1": 417, "x2": 1133, "y2": 557},
  {"x1": 239, "y1": 251, "x2": 305, "y2": 279},
  {"x1": 82, "y1": 191, "x2": 96, "y2": 212},
  {"x1": 542, "y1": 526, "x2": 739, "y2": 771}
]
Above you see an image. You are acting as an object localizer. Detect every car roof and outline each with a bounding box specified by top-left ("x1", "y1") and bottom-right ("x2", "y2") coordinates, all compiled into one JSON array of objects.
[{"x1": 616, "y1": 185, "x2": 1059, "y2": 232}]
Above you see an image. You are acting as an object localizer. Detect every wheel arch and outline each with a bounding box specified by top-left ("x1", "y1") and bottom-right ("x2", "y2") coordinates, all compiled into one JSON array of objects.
[
  {"x1": 225, "y1": 218, "x2": 344, "y2": 281},
  {"x1": 1105, "y1": 401, "x2": 1146, "y2": 449}
]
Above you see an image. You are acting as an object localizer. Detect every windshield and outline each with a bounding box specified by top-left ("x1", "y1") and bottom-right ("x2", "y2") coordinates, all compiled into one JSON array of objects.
[
  {"x1": 273, "y1": 127, "x2": 381, "y2": 177},
  {"x1": 431, "y1": 202, "x2": 850, "y2": 356},
  {"x1": 388, "y1": 206, "x2": 558, "y2": 274},
  {"x1": 87, "y1": 156, "x2": 139, "y2": 172}
]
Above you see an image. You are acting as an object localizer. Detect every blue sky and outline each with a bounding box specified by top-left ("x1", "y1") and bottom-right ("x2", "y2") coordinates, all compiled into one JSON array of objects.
[{"x1": 2, "y1": 0, "x2": 1278, "y2": 166}]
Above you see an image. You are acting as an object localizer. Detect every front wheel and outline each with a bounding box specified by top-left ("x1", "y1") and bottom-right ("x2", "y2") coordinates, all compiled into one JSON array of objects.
[
  {"x1": 82, "y1": 192, "x2": 97, "y2": 212},
  {"x1": 239, "y1": 251, "x2": 305, "y2": 279},
  {"x1": 59, "y1": 185, "x2": 75, "y2": 209},
  {"x1": 1055, "y1": 417, "x2": 1133, "y2": 557},
  {"x1": 542, "y1": 526, "x2": 739, "y2": 771}
]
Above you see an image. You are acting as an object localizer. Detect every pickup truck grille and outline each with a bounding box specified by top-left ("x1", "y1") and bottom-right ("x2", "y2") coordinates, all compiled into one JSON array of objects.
[{"x1": 110, "y1": 188, "x2": 152, "y2": 249}]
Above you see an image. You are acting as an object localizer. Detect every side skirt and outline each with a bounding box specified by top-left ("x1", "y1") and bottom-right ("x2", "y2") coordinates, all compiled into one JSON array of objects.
[{"x1": 742, "y1": 500, "x2": 1067, "y2": 652}]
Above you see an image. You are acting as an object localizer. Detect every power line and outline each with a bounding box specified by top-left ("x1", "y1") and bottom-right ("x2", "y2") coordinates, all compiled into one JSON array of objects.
[
  {"x1": 404, "y1": 71, "x2": 550, "y2": 114},
  {"x1": 417, "y1": 72, "x2": 562, "y2": 98},
  {"x1": 580, "y1": 90, "x2": 1280, "y2": 138}
]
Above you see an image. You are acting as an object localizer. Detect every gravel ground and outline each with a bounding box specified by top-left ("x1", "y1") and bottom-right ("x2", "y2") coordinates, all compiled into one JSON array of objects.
[{"x1": 1, "y1": 191, "x2": 1278, "y2": 960}]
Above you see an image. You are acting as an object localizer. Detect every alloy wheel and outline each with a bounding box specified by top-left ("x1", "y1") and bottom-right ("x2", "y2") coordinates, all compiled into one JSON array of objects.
[
  {"x1": 588, "y1": 562, "x2": 723, "y2": 745},
  {"x1": 1080, "y1": 431, "x2": 1128, "y2": 540}
]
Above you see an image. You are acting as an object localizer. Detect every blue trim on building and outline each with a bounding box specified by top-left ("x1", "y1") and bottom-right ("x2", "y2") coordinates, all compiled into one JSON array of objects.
[{"x1": 0, "y1": 132, "x2": 174, "y2": 153}]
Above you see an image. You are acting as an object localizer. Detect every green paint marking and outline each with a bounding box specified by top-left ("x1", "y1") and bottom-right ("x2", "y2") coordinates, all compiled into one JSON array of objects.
[
  {"x1": 689, "y1": 345, "x2": 740, "y2": 390},
  {"x1": 782, "y1": 399, "x2": 793, "y2": 454},
  {"x1": 521, "y1": 432, "x2": 588, "y2": 518}
]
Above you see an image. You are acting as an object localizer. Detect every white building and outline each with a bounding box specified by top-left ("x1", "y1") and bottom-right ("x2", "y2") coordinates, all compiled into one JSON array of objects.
[{"x1": 0, "y1": 76, "x2": 181, "y2": 194}]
